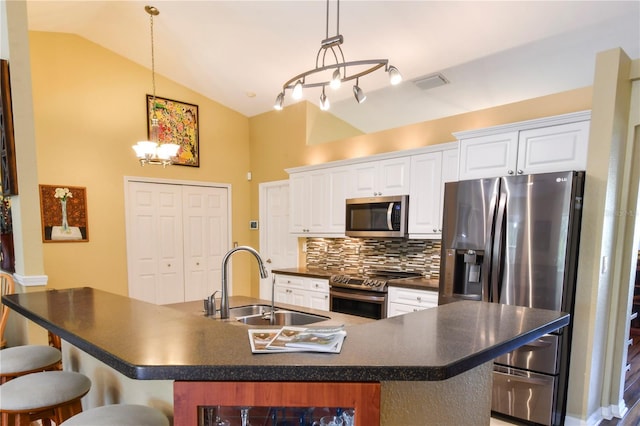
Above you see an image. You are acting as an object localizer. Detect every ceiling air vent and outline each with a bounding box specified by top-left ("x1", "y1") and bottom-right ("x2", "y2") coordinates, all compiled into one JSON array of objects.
[{"x1": 412, "y1": 73, "x2": 449, "y2": 91}]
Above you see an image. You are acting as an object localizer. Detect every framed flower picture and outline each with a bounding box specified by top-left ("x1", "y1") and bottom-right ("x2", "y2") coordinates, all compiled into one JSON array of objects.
[
  {"x1": 146, "y1": 95, "x2": 199, "y2": 167},
  {"x1": 39, "y1": 185, "x2": 89, "y2": 242}
]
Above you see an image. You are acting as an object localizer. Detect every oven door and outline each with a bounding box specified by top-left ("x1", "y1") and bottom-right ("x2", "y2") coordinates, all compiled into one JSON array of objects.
[{"x1": 330, "y1": 287, "x2": 387, "y2": 319}]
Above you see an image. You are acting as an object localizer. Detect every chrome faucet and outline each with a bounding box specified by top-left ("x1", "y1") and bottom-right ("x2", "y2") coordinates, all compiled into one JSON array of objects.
[{"x1": 219, "y1": 246, "x2": 268, "y2": 319}]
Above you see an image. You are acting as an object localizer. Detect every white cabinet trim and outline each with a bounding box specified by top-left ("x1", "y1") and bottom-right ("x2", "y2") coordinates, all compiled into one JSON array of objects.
[{"x1": 452, "y1": 110, "x2": 591, "y2": 140}]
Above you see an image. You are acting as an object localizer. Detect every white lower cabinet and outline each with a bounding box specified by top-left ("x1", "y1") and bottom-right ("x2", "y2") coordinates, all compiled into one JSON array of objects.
[
  {"x1": 387, "y1": 286, "x2": 438, "y2": 317},
  {"x1": 274, "y1": 274, "x2": 330, "y2": 311}
]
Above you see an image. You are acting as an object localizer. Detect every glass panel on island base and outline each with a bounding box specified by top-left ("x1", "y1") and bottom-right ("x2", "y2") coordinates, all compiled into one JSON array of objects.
[{"x1": 198, "y1": 406, "x2": 355, "y2": 426}]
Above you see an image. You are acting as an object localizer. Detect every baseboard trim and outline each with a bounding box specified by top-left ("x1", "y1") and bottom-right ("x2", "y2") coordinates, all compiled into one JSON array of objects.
[{"x1": 13, "y1": 273, "x2": 48, "y2": 287}]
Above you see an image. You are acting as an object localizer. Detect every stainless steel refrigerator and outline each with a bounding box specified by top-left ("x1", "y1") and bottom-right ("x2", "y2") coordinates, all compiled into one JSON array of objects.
[{"x1": 438, "y1": 171, "x2": 584, "y2": 426}]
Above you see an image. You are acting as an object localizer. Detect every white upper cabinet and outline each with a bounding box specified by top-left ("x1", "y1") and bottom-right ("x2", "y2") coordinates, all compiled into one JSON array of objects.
[
  {"x1": 289, "y1": 166, "x2": 349, "y2": 236},
  {"x1": 408, "y1": 147, "x2": 458, "y2": 238},
  {"x1": 289, "y1": 170, "x2": 327, "y2": 234},
  {"x1": 456, "y1": 111, "x2": 590, "y2": 180},
  {"x1": 326, "y1": 167, "x2": 350, "y2": 233},
  {"x1": 349, "y1": 157, "x2": 411, "y2": 198},
  {"x1": 516, "y1": 121, "x2": 590, "y2": 174}
]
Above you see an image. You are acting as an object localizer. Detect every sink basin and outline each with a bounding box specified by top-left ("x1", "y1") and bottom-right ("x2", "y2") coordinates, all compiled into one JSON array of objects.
[
  {"x1": 228, "y1": 304, "x2": 272, "y2": 318},
  {"x1": 237, "y1": 310, "x2": 330, "y2": 326}
]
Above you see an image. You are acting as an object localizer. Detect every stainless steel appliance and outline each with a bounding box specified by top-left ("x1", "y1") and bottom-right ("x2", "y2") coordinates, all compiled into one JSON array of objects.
[
  {"x1": 345, "y1": 195, "x2": 409, "y2": 238},
  {"x1": 330, "y1": 270, "x2": 419, "y2": 319},
  {"x1": 438, "y1": 171, "x2": 584, "y2": 426}
]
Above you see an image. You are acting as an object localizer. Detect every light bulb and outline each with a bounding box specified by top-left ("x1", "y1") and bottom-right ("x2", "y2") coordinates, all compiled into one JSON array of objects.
[
  {"x1": 292, "y1": 80, "x2": 303, "y2": 100},
  {"x1": 388, "y1": 65, "x2": 403, "y2": 85},
  {"x1": 320, "y1": 90, "x2": 330, "y2": 111},
  {"x1": 274, "y1": 92, "x2": 284, "y2": 111},
  {"x1": 353, "y1": 84, "x2": 366, "y2": 104},
  {"x1": 330, "y1": 69, "x2": 341, "y2": 90}
]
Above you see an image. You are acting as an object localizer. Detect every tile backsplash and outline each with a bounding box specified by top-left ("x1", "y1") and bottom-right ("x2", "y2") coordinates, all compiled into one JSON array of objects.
[{"x1": 305, "y1": 238, "x2": 441, "y2": 279}]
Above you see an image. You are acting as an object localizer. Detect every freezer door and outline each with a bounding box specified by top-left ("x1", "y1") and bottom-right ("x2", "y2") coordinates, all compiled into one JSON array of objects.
[
  {"x1": 494, "y1": 334, "x2": 560, "y2": 375},
  {"x1": 496, "y1": 171, "x2": 580, "y2": 311},
  {"x1": 440, "y1": 179, "x2": 500, "y2": 303},
  {"x1": 492, "y1": 365, "x2": 556, "y2": 426}
]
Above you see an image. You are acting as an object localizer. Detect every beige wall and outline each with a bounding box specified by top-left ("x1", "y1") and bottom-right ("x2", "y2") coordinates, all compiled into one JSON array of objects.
[{"x1": 28, "y1": 31, "x2": 254, "y2": 297}]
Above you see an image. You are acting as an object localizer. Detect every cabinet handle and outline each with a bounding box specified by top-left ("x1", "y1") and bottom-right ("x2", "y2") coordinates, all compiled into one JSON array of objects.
[{"x1": 517, "y1": 169, "x2": 524, "y2": 175}]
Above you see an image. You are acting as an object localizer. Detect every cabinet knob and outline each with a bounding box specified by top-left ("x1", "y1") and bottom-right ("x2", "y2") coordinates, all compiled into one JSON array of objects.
[
  {"x1": 196, "y1": 262, "x2": 200, "y2": 266},
  {"x1": 508, "y1": 170, "x2": 514, "y2": 175},
  {"x1": 433, "y1": 228, "x2": 438, "y2": 232},
  {"x1": 266, "y1": 258, "x2": 272, "y2": 264},
  {"x1": 167, "y1": 263, "x2": 171, "y2": 267},
  {"x1": 417, "y1": 296, "x2": 422, "y2": 302},
  {"x1": 517, "y1": 169, "x2": 524, "y2": 175}
]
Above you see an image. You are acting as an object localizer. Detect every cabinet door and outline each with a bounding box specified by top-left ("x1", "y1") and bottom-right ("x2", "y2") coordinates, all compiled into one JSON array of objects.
[
  {"x1": 517, "y1": 121, "x2": 589, "y2": 174},
  {"x1": 274, "y1": 285, "x2": 291, "y2": 304},
  {"x1": 458, "y1": 132, "x2": 519, "y2": 180},
  {"x1": 350, "y1": 162, "x2": 379, "y2": 197},
  {"x1": 289, "y1": 173, "x2": 308, "y2": 233},
  {"x1": 408, "y1": 152, "x2": 442, "y2": 236},
  {"x1": 326, "y1": 167, "x2": 350, "y2": 234},
  {"x1": 350, "y1": 158, "x2": 411, "y2": 197},
  {"x1": 378, "y1": 157, "x2": 411, "y2": 196},
  {"x1": 307, "y1": 291, "x2": 330, "y2": 311},
  {"x1": 289, "y1": 171, "x2": 329, "y2": 234},
  {"x1": 388, "y1": 286, "x2": 438, "y2": 309},
  {"x1": 388, "y1": 302, "x2": 427, "y2": 318}
]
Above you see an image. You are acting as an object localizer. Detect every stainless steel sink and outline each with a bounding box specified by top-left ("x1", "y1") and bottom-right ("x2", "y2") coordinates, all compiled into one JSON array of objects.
[
  {"x1": 228, "y1": 304, "x2": 272, "y2": 318},
  {"x1": 236, "y1": 310, "x2": 330, "y2": 326}
]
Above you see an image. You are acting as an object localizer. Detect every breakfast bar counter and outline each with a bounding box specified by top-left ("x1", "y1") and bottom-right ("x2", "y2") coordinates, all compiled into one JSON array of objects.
[{"x1": 2, "y1": 287, "x2": 569, "y2": 425}]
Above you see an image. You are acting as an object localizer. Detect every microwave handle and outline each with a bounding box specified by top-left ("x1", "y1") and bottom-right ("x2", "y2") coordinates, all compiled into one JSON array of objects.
[{"x1": 387, "y1": 203, "x2": 394, "y2": 231}]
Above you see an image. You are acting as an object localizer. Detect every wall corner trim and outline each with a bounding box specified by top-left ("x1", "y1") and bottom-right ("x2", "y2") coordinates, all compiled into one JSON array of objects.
[{"x1": 13, "y1": 273, "x2": 48, "y2": 287}]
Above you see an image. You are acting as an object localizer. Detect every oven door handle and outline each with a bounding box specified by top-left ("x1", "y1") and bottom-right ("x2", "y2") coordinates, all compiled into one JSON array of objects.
[{"x1": 330, "y1": 288, "x2": 386, "y2": 302}]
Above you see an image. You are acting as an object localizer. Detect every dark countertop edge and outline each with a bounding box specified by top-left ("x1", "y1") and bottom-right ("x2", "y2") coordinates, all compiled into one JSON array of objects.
[
  {"x1": 2, "y1": 291, "x2": 569, "y2": 382},
  {"x1": 127, "y1": 315, "x2": 569, "y2": 382},
  {"x1": 3, "y1": 296, "x2": 142, "y2": 378}
]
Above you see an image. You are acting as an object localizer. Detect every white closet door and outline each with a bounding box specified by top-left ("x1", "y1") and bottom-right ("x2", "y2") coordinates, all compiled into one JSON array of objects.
[
  {"x1": 127, "y1": 182, "x2": 184, "y2": 304},
  {"x1": 183, "y1": 186, "x2": 229, "y2": 302}
]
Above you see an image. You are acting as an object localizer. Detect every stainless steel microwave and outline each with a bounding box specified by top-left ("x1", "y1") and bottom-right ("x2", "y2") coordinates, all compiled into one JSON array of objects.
[{"x1": 345, "y1": 195, "x2": 409, "y2": 238}]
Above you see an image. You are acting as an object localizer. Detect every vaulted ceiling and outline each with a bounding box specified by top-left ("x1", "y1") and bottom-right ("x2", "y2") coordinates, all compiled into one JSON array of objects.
[{"x1": 26, "y1": 1, "x2": 640, "y2": 134}]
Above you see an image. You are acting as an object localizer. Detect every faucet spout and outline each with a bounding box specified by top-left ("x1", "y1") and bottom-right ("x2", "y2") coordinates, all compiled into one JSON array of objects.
[{"x1": 219, "y1": 246, "x2": 268, "y2": 319}]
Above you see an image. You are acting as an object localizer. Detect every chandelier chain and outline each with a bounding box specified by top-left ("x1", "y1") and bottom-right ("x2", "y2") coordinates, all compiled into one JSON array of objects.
[{"x1": 149, "y1": 10, "x2": 157, "y2": 118}]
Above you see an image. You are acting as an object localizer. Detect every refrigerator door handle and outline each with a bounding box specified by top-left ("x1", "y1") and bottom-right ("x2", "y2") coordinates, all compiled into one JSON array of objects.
[
  {"x1": 491, "y1": 191, "x2": 507, "y2": 303},
  {"x1": 481, "y1": 184, "x2": 500, "y2": 303}
]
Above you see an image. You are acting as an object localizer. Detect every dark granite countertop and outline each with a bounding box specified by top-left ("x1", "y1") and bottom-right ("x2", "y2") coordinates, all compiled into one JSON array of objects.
[
  {"x1": 272, "y1": 267, "x2": 335, "y2": 279},
  {"x1": 2, "y1": 287, "x2": 568, "y2": 383}
]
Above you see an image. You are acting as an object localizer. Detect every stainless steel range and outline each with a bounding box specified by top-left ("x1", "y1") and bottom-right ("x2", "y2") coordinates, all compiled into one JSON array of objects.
[{"x1": 329, "y1": 270, "x2": 421, "y2": 319}]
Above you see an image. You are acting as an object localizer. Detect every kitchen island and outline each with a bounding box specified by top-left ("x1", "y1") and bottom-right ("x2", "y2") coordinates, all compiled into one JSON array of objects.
[{"x1": 2, "y1": 287, "x2": 569, "y2": 425}]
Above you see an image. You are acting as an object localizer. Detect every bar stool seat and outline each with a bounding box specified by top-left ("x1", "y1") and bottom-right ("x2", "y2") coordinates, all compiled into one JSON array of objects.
[
  {"x1": 0, "y1": 371, "x2": 91, "y2": 426},
  {"x1": 0, "y1": 345, "x2": 62, "y2": 384},
  {"x1": 61, "y1": 404, "x2": 169, "y2": 426}
]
